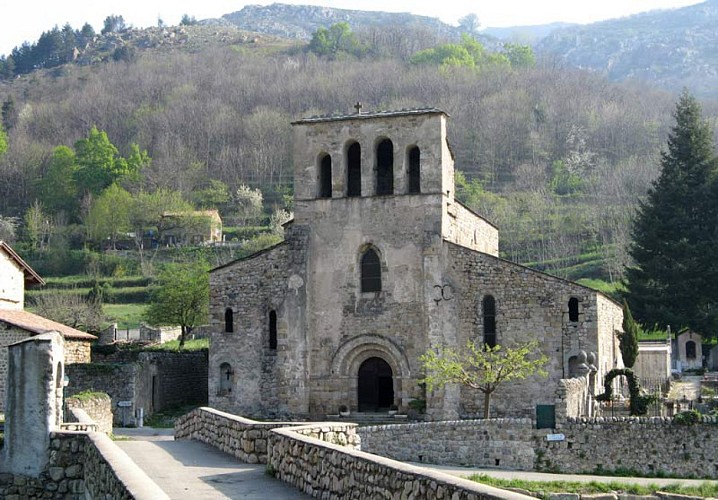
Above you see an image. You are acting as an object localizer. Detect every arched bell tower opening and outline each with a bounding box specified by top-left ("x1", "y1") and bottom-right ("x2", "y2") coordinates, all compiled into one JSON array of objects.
[{"x1": 358, "y1": 357, "x2": 394, "y2": 412}]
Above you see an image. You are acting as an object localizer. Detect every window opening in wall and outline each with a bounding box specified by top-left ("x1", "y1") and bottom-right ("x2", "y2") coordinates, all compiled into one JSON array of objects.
[
  {"x1": 483, "y1": 295, "x2": 496, "y2": 347},
  {"x1": 376, "y1": 139, "x2": 394, "y2": 195},
  {"x1": 225, "y1": 308, "x2": 234, "y2": 333},
  {"x1": 219, "y1": 362, "x2": 233, "y2": 395},
  {"x1": 686, "y1": 340, "x2": 696, "y2": 359},
  {"x1": 568, "y1": 297, "x2": 579, "y2": 322},
  {"x1": 408, "y1": 146, "x2": 421, "y2": 194},
  {"x1": 361, "y1": 248, "x2": 381, "y2": 293},
  {"x1": 319, "y1": 154, "x2": 332, "y2": 198},
  {"x1": 347, "y1": 142, "x2": 361, "y2": 197},
  {"x1": 269, "y1": 310, "x2": 278, "y2": 350}
]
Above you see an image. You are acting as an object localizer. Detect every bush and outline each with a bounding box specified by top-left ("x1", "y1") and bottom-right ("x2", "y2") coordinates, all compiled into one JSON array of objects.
[{"x1": 674, "y1": 410, "x2": 701, "y2": 426}]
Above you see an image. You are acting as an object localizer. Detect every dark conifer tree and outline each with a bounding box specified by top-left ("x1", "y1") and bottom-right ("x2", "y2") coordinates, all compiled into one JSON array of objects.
[{"x1": 625, "y1": 90, "x2": 718, "y2": 336}]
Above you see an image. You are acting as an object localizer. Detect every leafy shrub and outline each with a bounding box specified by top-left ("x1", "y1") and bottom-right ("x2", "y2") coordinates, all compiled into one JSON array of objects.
[{"x1": 674, "y1": 410, "x2": 701, "y2": 426}]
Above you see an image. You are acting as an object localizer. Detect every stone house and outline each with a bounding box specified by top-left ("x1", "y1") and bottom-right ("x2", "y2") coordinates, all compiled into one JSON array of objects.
[
  {"x1": 160, "y1": 209, "x2": 223, "y2": 246},
  {"x1": 208, "y1": 108, "x2": 624, "y2": 421},
  {"x1": 0, "y1": 241, "x2": 96, "y2": 411},
  {"x1": 674, "y1": 330, "x2": 703, "y2": 372}
]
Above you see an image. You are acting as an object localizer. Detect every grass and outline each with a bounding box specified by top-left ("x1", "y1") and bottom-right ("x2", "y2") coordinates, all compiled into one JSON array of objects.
[
  {"x1": 104, "y1": 303, "x2": 147, "y2": 329},
  {"x1": 576, "y1": 278, "x2": 625, "y2": 298},
  {"x1": 66, "y1": 390, "x2": 109, "y2": 401},
  {"x1": 468, "y1": 474, "x2": 718, "y2": 498},
  {"x1": 143, "y1": 338, "x2": 209, "y2": 352}
]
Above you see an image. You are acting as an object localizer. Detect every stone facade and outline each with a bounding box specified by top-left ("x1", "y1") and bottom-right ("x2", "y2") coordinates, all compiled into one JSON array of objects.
[
  {"x1": 634, "y1": 339, "x2": 672, "y2": 382},
  {"x1": 675, "y1": 330, "x2": 703, "y2": 372},
  {"x1": 65, "y1": 393, "x2": 113, "y2": 434},
  {"x1": 209, "y1": 108, "x2": 623, "y2": 421}
]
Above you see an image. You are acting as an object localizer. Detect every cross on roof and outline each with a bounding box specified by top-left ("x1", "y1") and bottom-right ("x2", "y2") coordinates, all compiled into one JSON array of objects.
[{"x1": 354, "y1": 102, "x2": 362, "y2": 114}]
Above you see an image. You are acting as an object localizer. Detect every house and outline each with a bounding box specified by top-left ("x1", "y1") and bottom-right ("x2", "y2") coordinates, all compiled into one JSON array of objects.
[
  {"x1": 0, "y1": 241, "x2": 96, "y2": 411},
  {"x1": 208, "y1": 108, "x2": 623, "y2": 420},
  {"x1": 160, "y1": 210, "x2": 222, "y2": 246}
]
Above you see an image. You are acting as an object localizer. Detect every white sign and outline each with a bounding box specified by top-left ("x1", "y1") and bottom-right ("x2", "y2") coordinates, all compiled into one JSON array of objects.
[
  {"x1": 546, "y1": 433, "x2": 565, "y2": 441},
  {"x1": 117, "y1": 401, "x2": 132, "y2": 407}
]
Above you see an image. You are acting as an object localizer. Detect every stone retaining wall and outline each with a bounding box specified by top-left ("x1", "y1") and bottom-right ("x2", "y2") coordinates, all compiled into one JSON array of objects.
[
  {"x1": 268, "y1": 424, "x2": 531, "y2": 500},
  {"x1": 65, "y1": 393, "x2": 113, "y2": 434},
  {"x1": 0, "y1": 431, "x2": 167, "y2": 499},
  {"x1": 174, "y1": 406, "x2": 300, "y2": 463},
  {"x1": 359, "y1": 419, "x2": 535, "y2": 470}
]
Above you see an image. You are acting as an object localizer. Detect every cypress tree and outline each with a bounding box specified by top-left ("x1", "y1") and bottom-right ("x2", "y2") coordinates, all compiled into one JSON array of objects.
[
  {"x1": 619, "y1": 301, "x2": 640, "y2": 368},
  {"x1": 625, "y1": 91, "x2": 718, "y2": 336}
]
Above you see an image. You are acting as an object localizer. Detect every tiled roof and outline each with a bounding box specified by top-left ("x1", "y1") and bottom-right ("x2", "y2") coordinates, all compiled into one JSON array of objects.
[
  {"x1": 292, "y1": 107, "x2": 447, "y2": 125},
  {"x1": 0, "y1": 309, "x2": 96, "y2": 340},
  {"x1": 0, "y1": 241, "x2": 45, "y2": 285}
]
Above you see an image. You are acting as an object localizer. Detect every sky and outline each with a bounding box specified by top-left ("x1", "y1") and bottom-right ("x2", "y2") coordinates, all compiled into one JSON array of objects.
[{"x1": 1, "y1": 0, "x2": 704, "y2": 56}]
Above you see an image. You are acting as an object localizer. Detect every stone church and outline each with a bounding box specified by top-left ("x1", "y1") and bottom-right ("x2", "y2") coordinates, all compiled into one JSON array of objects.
[{"x1": 209, "y1": 108, "x2": 623, "y2": 420}]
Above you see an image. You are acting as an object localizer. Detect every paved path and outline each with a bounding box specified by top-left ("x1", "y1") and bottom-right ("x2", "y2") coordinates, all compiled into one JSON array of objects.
[
  {"x1": 413, "y1": 463, "x2": 718, "y2": 488},
  {"x1": 668, "y1": 375, "x2": 702, "y2": 401},
  {"x1": 113, "y1": 427, "x2": 308, "y2": 499}
]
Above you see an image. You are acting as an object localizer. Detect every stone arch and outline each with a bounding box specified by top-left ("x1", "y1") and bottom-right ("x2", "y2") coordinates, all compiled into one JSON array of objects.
[
  {"x1": 218, "y1": 362, "x2": 233, "y2": 395},
  {"x1": 318, "y1": 152, "x2": 332, "y2": 198},
  {"x1": 330, "y1": 334, "x2": 411, "y2": 411},
  {"x1": 346, "y1": 141, "x2": 361, "y2": 197},
  {"x1": 375, "y1": 137, "x2": 394, "y2": 195}
]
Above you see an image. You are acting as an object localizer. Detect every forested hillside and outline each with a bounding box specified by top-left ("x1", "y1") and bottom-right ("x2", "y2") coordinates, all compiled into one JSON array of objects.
[{"x1": 0, "y1": 19, "x2": 714, "y2": 286}]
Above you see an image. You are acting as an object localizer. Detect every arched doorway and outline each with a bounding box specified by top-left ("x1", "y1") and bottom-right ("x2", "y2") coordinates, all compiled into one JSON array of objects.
[{"x1": 358, "y1": 357, "x2": 394, "y2": 412}]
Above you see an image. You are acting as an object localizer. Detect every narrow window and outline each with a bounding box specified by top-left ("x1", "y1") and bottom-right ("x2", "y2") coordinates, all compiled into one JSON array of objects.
[
  {"x1": 224, "y1": 308, "x2": 234, "y2": 333},
  {"x1": 408, "y1": 146, "x2": 420, "y2": 194},
  {"x1": 219, "y1": 363, "x2": 233, "y2": 395},
  {"x1": 686, "y1": 340, "x2": 696, "y2": 359},
  {"x1": 319, "y1": 153, "x2": 332, "y2": 198},
  {"x1": 269, "y1": 310, "x2": 278, "y2": 350},
  {"x1": 376, "y1": 139, "x2": 394, "y2": 195},
  {"x1": 483, "y1": 295, "x2": 496, "y2": 348},
  {"x1": 568, "y1": 297, "x2": 579, "y2": 322},
  {"x1": 361, "y1": 248, "x2": 381, "y2": 293},
  {"x1": 347, "y1": 142, "x2": 361, "y2": 197}
]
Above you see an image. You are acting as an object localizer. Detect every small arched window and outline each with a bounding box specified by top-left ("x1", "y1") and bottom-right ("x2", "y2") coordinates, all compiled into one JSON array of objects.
[
  {"x1": 219, "y1": 362, "x2": 233, "y2": 395},
  {"x1": 347, "y1": 142, "x2": 361, "y2": 197},
  {"x1": 407, "y1": 146, "x2": 420, "y2": 194},
  {"x1": 269, "y1": 310, "x2": 278, "y2": 350},
  {"x1": 686, "y1": 340, "x2": 697, "y2": 359},
  {"x1": 319, "y1": 153, "x2": 332, "y2": 198},
  {"x1": 224, "y1": 308, "x2": 234, "y2": 333},
  {"x1": 361, "y1": 248, "x2": 381, "y2": 293},
  {"x1": 568, "y1": 297, "x2": 579, "y2": 322},
  {"x1": 376, "y1": 139, "x2": 394, "y2": 195},
  {"x1": 483, "y1": 295, "x2": 496, "y2": 348}
]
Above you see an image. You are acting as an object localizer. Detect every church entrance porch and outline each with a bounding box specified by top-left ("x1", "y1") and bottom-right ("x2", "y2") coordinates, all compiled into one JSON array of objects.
[{"x1": 358, "y1": 357, "x2": 394, "y2": 412}]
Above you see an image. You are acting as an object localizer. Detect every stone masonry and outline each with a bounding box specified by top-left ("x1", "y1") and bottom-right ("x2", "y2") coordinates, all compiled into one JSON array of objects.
[{"x1": 208, "y1": 108, "x2": 624, "y2": 421}]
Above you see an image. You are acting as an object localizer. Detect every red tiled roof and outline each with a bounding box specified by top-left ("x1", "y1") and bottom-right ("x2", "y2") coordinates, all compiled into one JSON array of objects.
[
  {"x1": 0, "y1": 309, "x2": 96, "y2": 340},
  {"x1": 0, "y1": 241, "x2": 45, "y2": 286}
]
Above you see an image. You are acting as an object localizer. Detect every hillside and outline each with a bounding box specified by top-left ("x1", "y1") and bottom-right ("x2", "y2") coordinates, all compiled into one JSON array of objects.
[{"x1": 536, "y1": 0, "x2": 718, "y2": 96}]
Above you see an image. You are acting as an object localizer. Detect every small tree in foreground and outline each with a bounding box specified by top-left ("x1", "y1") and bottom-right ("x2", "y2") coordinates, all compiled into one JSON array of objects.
[
  {"x1": 145, "y1": 261, "x2": 209, "y2": 348},
  {"x1": 420, "y1": 340, "x2": 548, "y2": 419}
]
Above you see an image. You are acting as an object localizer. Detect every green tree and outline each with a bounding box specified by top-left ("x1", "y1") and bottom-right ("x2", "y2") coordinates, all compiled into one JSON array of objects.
[
  {"x1": 180, "y1": 14, "x2": 197, "y2": 26},
  {"x1": 24, "y1": 201, "x2": 51, "y2": 250},
  {"x1": 454, "y1": 170, "x2": 484, "y2": 207},
  {"x1": 85, "y1": 183, "x2": 132, "y2": 249},
  {"x1": 624, "y1": 91, "x2": 718, "y2": 336},
  {"x1": 102, "y1": 15, "x2": 126, "y2": 34},
  {"x1": 410, "y1": 35, "x2": 509, "y2": 70},
  {"x1": 420, "y1": 340, "x2": 548, "y2": 418},
  {"x1": 193, "y1": 179, "x2": 230, "y2": 210},
  {"x1": 37, "y1": 145, "x2": 78, "y2": 216},
  {"x1": 619, "y1": 301, "x2": 640, "y2": 368},
  {"x1": 145, "y1": 261, "x2": 209, "y2": 348},
  {"x1": 73, "y1": 127, "x2": 144, "y2": 195},
  {"x1": 308, "y1": 22, "x2": 363, "y2": 58},
  {"x1": 0, "y1": 125, "x2": 7, "y2": 157},
  {"x1": 503, "y1": 43, "x2": 536, "y2": 68}
]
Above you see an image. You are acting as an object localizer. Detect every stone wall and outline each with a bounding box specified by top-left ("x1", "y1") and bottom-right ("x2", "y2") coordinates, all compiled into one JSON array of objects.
[
  {"x1": 67, "y1": 351, "x2": 207, "y2": 426},
  {"x1": 0, "y1": 329, "x2": 28, "y2": 412},
  {"x1": 444, "y1": 199, "x2": 499, "y2": 256},
  {"x1": 447, "y1": 242, "x2": 622, "y2": 419},
  {"x1": 65, "y1": 393, "x2": 113, "y2": 434},
  {"x1": 64, "y1": 339, "x2": 91, "y2": 364},
  {"x1": 268, "y1": 423, "x2": 531, "y2": 500},
  {"x1": 175, "y1": 406, "x2": 300, "y2": 463},
  {"x1": 358, "y1": 419, "x2": 535, "y2": 470},
  {"x1": 634, "y1": 340, "x2": 672, "y2": 382},
  {"x1": 139, "y1": 323, "x2": 182, "y2": 343},
  {"x1": 0, "y1": 431, "x2": 167, "y2": 499},
  {"x1": 555, "y1": 377, "x2": 591, "y2": 420}
]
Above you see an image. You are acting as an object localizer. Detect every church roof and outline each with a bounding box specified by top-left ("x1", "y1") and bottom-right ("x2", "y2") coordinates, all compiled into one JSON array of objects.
[
  {"x1": 0, "y1": 309, "x2": 96, "y2": 340},
  {"x1": 292, "y1": 107, "x2": 447, "y2": 125},
  {"x1": 0, "y1": 240, "x2": 45, "y2": 286}
]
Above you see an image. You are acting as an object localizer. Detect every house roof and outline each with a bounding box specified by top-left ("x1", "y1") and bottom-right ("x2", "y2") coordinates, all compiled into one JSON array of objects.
[
  {"x1": 0, "y1": 241, "x2": 45, "y2": 286},
  {"x1": 0, "y1": 309, "x2": 96, "y2": 341}
]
